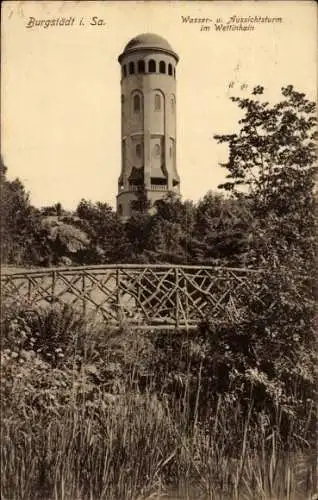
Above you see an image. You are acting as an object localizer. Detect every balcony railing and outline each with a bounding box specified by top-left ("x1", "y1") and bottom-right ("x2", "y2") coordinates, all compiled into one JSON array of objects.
[
  {"x1": 119, "y1": 185, "x2": 169, "y2": 193},
  {"x1": 149, "y1": 184, "x2": 168, "y2": 191}
]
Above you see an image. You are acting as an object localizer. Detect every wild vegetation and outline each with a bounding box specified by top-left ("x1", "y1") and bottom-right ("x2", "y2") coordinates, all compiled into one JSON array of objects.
[
  {"x1": 1, "y1": 300, "x2": 316, "y2": 499},
  {"x1": 1, "y1": 86, "x2": 317, "y2": 499}
]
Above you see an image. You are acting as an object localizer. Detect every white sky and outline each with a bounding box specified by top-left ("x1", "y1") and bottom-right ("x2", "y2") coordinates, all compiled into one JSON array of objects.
[{"x1": 1, "y1": 1, "x2": 317, "y2": 210}]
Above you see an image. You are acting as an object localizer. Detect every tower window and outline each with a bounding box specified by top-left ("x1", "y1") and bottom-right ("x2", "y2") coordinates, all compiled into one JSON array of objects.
[
  {"x1": 159, "y1": 61, "x2": 166, "y2": 74},
  {"x1": 173, "y1": 68, "x2": 176, "y2": 78},
  {"x1": 129, "y1": 62, "x2": 135, "y2": 74},
  {"x1": 138, "y1": 60, "x2": 145, "y2": 73},
  {"x1": 154, "y1": 144, "x2": 161, "y2": 157},
  {"x1": 151, "y1": 177, "x2": 167, "y2": 186},
  {"x1": 136, "y1": 143, "x2": 142, "y2": 158},
  {"x1": 168, "y1": 64, "x2": 173, "y2": 76},
  {"x1": 118, "y1": 204, "x2": 123, "y2": 216},
  {"x1": 123, "y1": 65, "x2": 127, "y2": 77},
  {"x1": 121, "y1": 95, "x2": 125, "y2": 118},
  {"x1": 148, "y1": 59, "x2": 156, "y2": 73},
  {"x1": 133, "y1": 94, "x2": 141, "y2": 112},
  {"x1": 154, "y1": 94, "x2": 161, "y2": 111}
]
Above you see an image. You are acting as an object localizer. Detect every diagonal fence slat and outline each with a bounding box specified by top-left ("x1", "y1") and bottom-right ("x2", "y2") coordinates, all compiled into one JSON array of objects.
[{"x1": 1, "y1": 265, "x2": 260, "y2": 328}]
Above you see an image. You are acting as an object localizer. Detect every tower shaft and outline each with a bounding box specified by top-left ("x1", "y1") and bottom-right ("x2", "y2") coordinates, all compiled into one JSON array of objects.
[{"x1": 117, "y1": 34, "x2": 180, "y2": 221}]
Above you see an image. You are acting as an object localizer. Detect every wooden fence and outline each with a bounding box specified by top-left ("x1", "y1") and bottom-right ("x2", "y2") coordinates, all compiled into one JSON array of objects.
[{"x1": 1, "y1": 265, "x2": 260, "y2": 328}]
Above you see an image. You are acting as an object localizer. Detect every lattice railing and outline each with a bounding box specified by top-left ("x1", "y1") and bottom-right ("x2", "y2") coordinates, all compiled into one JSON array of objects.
[{"x1": 1, "y1": 265, "x2": 260, "y2": 328}]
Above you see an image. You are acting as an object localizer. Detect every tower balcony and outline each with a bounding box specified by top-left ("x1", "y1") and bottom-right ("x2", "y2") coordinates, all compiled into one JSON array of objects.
[
  {"x1": 149, "y1": 184, "x2": 168, "y2": 191},
  {"x1": 119, "y1": 184, "x2": 169, "y2": 193}
]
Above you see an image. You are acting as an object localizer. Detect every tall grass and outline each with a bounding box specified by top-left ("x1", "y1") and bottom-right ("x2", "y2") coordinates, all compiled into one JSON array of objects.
[
  {"x1": 2, "y1": 391, "x2": 316, "y2": 500},
  {"x1": 1, "y1": 304, "x2": 316, "y2": 499}
]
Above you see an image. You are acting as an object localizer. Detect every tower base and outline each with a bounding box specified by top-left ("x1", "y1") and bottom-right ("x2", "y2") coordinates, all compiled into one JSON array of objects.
[{"x1": 117, "y1": 185, "x2": 180, "y2": 222}]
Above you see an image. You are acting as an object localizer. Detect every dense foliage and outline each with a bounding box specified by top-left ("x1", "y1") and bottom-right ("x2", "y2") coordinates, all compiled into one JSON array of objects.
[
  {"x1": 1, "y1": 304, "x2": 317, "y2": 499},
  {"x1": 1, "y1": 157, "x2": 40, "y2": 265},
  {"x1": 208, "y1": 84, "x2": 317, "y2": 437},
  {"x1": 1, "y1": 173, "x2": 254, "y2": 268}
]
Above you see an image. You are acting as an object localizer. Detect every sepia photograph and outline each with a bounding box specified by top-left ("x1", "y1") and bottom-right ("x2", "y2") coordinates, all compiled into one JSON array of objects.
[{"x1": 1, "y1": 1, "x2": 317, "y2": 499}]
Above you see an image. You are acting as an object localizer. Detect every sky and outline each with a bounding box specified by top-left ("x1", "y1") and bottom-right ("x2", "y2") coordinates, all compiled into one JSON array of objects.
[{"x1": 1, "y1": 0, "x2": 317, "y2": 210}]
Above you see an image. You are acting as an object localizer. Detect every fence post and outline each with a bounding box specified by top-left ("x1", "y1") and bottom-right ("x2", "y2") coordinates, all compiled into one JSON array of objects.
[
  {"x1": 175, "y1": 267, "x2": 180, "y2": 328},
  {"x1": 116, "y1": 267, "x2": 121, "y2": 323},
  {"x1": 82, "y1": 273, "x2": 87, "y2": 317},
  {"x1": 52, "y1": 270, "x2": 56, "y2": 307},
  {"x1": 184, "y1": 270, "x2": 189, "y2": 323},
  {"x1": 28, "y1": 278, "x2": 32, "y2": 302}
]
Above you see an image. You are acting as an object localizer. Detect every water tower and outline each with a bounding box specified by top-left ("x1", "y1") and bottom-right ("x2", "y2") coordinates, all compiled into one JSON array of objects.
[{"x1": 117, "y1": 33, "x2": 180, "y2": 221}]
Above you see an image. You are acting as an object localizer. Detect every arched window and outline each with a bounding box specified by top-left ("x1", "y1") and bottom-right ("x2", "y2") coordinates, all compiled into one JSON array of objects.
[
  {"x1": 154, "y1": 94, "x2": 161, "y2": 111},
  {"x1": 123, "y1": 65, "x2": 127, "y2": 77},
  {"x1": 169, "y1": 138, "x2": 175, "y2": 160},
  {"x1": 159, "y1": 61, "x2": 166, "y2": 74},
  {"x1": 154, "y1": 144, "x2": 161, "y2": 157},
  {"x1": 168, "y1": 64, "x2": 173, "y2": 76},
  {"x1": 133, "y1": 94, "x2": 141, "y2": 112},
  {"x1": 138, "y1": 60, "x2": 145, "y2": 74},
  {"x1": 173, "y1": 68, "x2": 176, "y2": 78},
  {"x1": 129, "y1": 61, "x2": 135, "y2": 74},
  {"x1": 136, "y1": 143, "x2": 142, "y2": 158},
  {"x1": 148, "y1": 59, "x2": 156, "y2": 73},
  {"x1": 121, "y1": 95, "x2": 125, "y2": 117}
]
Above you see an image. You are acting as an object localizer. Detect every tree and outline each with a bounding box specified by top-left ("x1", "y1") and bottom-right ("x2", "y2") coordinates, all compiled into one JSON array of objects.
[
  {"x1": 124, "y1": 212, "x2": 153, "y2": 262},
  {"x1": 0, "y1": 157, "x2": 40, "y2": 265},
  {"x1": 146, "y1": 193, "x2": 196, "y2": 263},
  {"x1": 123, "y1": 193, "x2": 196, "y2": 263},
  {"x1": 41, "y1": 203, "x2": 64, "y2": 217},
  {"x1": 38, "y1": 217, "x2": 91, "y2": 266},
  {"x1": 75, "y1": 200, "x2": 130, "y2": 263},
  {"x1": 200, "y1": 86, "x2": 318, "y2": 435},
  {"x1": 131, "y1": 185, "x2": 151, "y2": 214},
  {"x1": 214, "y1": 85, "x2": 317, "y2": 265},
  {"x1": 215, "y1": 86, "x2": 317, "y2": 201},
  {"x1": 193, "y1": 191, "x2": 253, "y2": 265}
]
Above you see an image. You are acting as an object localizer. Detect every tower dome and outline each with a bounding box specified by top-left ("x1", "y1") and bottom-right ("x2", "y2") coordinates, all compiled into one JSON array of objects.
[
  {"x1": 119, "y1": 33, "x2": 178, "y2": 61},
  {"x1": 117, "y1": 34, "x2": 180, "y2": 221}
]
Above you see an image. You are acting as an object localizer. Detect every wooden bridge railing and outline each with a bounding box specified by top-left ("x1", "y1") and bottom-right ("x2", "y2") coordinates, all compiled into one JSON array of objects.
[{"x1": 1, "y1": 264, "x2": 260, "y2": 328}]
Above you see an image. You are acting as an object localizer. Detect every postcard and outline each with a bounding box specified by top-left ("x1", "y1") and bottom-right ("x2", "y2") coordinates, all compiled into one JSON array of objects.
[{"x1": 1, "y1": 3, "x2": 317, "y2": 500}]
